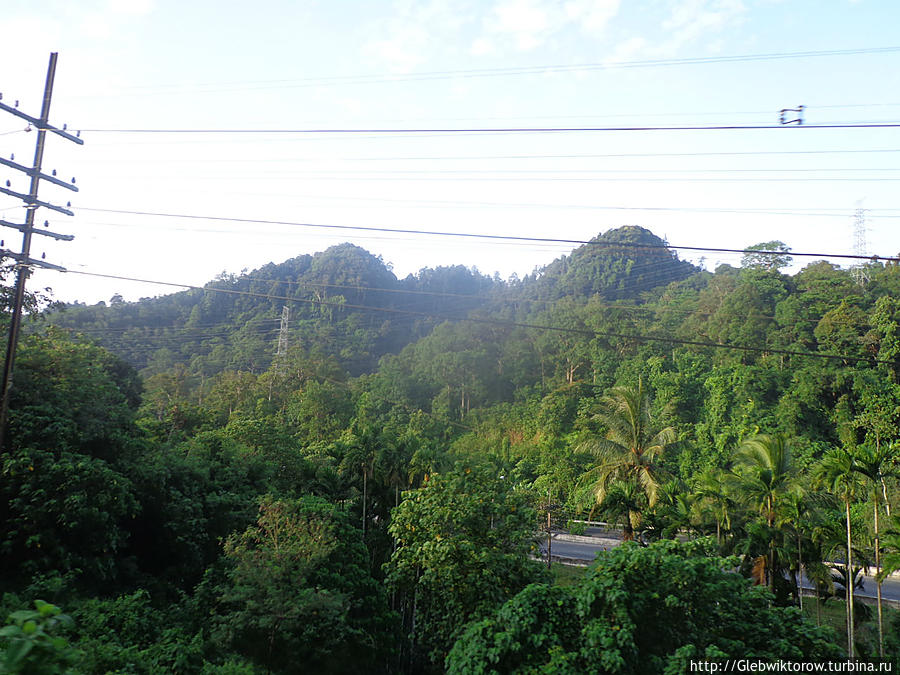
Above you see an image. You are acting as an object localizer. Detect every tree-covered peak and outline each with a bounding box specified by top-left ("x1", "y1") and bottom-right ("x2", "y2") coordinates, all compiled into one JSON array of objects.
[
  {"x1": 527, "y1": 225, "x2": 697, "y2": 301},
  {"x1": 597, "y1": 224, "x2": 667, "y2": 246},
  {"x1": 307, "y1": 242, "x2": 399, "y2": 288}
]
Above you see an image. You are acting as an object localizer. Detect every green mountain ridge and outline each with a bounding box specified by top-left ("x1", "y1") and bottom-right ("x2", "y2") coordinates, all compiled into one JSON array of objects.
[
  {"x1": 6, "y1": 225, "x2": 900, "y2": 670},
  {"x1": 44, "y1": 226, "x2": 695, "y2": 378}
]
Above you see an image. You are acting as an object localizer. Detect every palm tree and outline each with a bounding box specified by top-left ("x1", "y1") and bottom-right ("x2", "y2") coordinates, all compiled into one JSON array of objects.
[
  {"x1": 577, "y1": 380, "x2": 675, "y2": 542},
  {"x1": 813, "y1": 447, "x2": 864, "y2": 657},
  {"x1": 852, "y1": 442, "x2": 900, "y2": 657},
  {"x1": 596, "y1": 480, "x2": 648, "y2": 541},
  {"x1": 876, "y1": 515, "x2": 900, "y2": 582},
  {"x1": 814, "y1": 514, "x2": 871, "y2": 637},
  {"x1": 645, "y1": 478, "x2": 695, "y2": 541},
  {"x1": 693, "y1": 467, "x2": 737, "y2": 549},
  {"x1": 731, "y1": 434, "x2": 801, "y2": 595},
  {"x1": 779, "y1": 492, "x2": 815, "y2": 611},
  {"x1": 804, "y1": 552, "x2": 835, "y2": 627}
]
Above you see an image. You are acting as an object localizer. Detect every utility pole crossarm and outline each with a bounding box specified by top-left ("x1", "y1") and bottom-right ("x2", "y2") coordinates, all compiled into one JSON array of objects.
[
  {"x1": 0, "y1": 186, "x2": 74, "y2": 216},
  {"x1": 1, "y1": 251, "x2": 66, "y2": 272},
  {"x1": 0, "y1": 156, "x2": 79, "y2": 192},
  {"x1": 0, "y1": 52, "x2": 81, "y2": 450},
  {"x1": 0, "y1": 220, "x2": 74, "y2": 241},
  {"x1": 0, "y1": 99, "x2": 84, "y2": 145}
]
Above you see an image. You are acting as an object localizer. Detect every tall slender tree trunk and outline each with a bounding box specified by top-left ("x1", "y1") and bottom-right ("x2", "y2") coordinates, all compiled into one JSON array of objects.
[
  {"x1": 816, "y1": 584, "x2": 821, "y2": 626},
  {"x1": 845, "y1": 498, "x2": 855, "y2": 658},
  {"x1": 875, "y1": 495, "x2": 884, "y2": 657},
  {"x1": 540, "y1": 358, "x2": 545, "y2": 394},
  {"x1": 768, "y1": 499, "x2": 776, "y2": 595},
  {"x1": 409, "y1": 571, "x2": 419, "y2": 675},
  {"x1": 623, "y1": 519, "x2": 634, "y2": 542},
  {"x1": 797, "y1": 532, "x2": 804, "y2": 613},
  {"x1": 362, "y1": 463, "x2": 367, "y2": 535}
]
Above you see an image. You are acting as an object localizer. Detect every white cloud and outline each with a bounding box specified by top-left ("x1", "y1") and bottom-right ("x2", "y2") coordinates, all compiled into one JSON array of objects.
[
  {"x1": 367, "y1": 32, "x2": 431, "y2": 73},
  {"x1": 661, "y1": 0, "x2": 746, "y2": 52},
  {"x1": 0, "y1": 14, "x2": 65, "y2": 56},
  {"x1": 491, "y1": 0, "x2": 552, "y2": 50},
  {"x1": 481, "y1": 0, "x2": 620, "y2": 52},
  {"x1": 470, "y1": 37, "x2": 495, "y2": 56},
  {"x1": 607, "y1": 36, "x2": 648, "y2": 64},
  {"x1": 363, "y1": 0, "x2": 473, "y2": 72},
  {"x1": 78, "y1": 13, "x2": 114, "y2": 39},
  {"x1": 107, "y1": 0, "x2": 155, "y2": 15},
  {"x1": 362, "y1": 0, "x2": 622, "y2": 69},
  {"x1": 564, "y1": 0, "x2": 620, "y2": 33}
]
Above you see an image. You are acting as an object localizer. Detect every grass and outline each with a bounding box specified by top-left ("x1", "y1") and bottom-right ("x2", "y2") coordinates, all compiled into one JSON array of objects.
[
  {"x1": 802, "y1": 596, "x2": 899, "y2": 657},
  {"x1": 802, "y1": 597, "x2": 849, "y2": 632},
  {"x1": 551, "y1": 562, "x2": 588, "y2": 587}
]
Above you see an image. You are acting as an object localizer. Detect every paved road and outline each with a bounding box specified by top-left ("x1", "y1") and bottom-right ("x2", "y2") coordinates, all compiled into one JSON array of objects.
[{"x1": 541, "y1": 534, "x2": 900, "y2": 605}]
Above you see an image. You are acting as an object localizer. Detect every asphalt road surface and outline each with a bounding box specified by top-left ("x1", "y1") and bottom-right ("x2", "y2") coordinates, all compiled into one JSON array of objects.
[{"x1": 542, "y1": 534, "x2": 900, "y2": 605}]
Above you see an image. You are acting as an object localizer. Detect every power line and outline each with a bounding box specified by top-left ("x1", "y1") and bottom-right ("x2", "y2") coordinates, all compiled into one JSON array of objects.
[
  {"x1": 85, "y1": 46, "x2": 900, "y2": 94},
  {"x1": 315, "y1": 374, "x2": 475, "y2": 432},
  {"x1": 344, "y1": 147, "x2": 900, "y2": 161},
  {"x1": 71, "y1": 328, "x2": 280, "y2": 349},
  {"x1": 47, "y1": 253, "x2": 795, "y2": 329},
  {"x1": 76, "y1": 207, "x2": 900, "y2": 263},
  {"x1": 240, "y1": 196, "x2": 900, "y2": 218},
  {"x1": 59, "y1": 270, "x2": 782, "y2": 323},
  {"x1": 56, "y1": 318, "x2": 282, "y2": 335},
  {"x1": 60, "y1": 268, "x2": 895, "y2": 366},
  {"x1": 87, "y1": 167, "x2": 900, "y2": 177},
  {"x1": 79, "y1": 122, "x2": 900, "y2": 134},
  {"x1": 72, "y1": 148, "x2": 900, "y2": 164},
  {"x1": 79, "y1": 195, "x2": 900, "y2": 219},
  {"x1": 71, "y1": 174, "x2": 900, "y2": 185}
]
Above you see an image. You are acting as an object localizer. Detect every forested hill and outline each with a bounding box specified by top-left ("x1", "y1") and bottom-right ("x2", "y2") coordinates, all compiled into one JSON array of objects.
[
  {"x1": 523, "y1": 225, "x2": 696, "y2": 301},
  {"x1": 42, "y1": 226, "x2": 696, "y2": 377},
  {"x1": 9, "y1": 223, "x2": 900, "y2": 670},
  {"x1": 44, "y1": 242, "x2": 500, "y2": 376}
]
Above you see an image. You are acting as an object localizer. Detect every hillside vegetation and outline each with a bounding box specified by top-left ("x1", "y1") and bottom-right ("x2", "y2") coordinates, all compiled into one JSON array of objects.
[{"x1": 2, "y1": 224, "x2": 900, "y2": 671}]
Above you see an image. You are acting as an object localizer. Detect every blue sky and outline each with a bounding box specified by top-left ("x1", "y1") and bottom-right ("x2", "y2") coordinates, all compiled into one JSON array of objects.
[{"x1": 1, "y1": 0, "x2": 899, "y2": 302}]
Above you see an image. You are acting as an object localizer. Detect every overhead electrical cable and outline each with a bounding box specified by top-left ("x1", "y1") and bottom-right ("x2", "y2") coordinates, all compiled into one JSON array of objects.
[
  {"x1": 58, "y1": 271, "x2": 779, "y2": 322},
  {"x1": 79, "y1": 122, "x2": 900, "y2": 134},
  {"x1": 59, "y1": 319, "x2": 281, "y2": 335},
  {"x1": 78, "y1": 197, "x2": 900, "y2": 219},
  {"x1": 84, "y1": 46, "x2": 900, "y2": 94},
  {"x1": 46, "y1": 255, "x2": 787, "y2": 322},
  {"x1": 67, "y1": 175, "x2": 900, "y2": 184},
  {"x1": 315, "y1": 374, "x2": 476, "y2": 432},
  {"x1": 75, "y1": 207, "x2": 900, "y2": 263},
  {"x1": 73, "y1": 148, "x2": 900, "y2": 163},
  {"x1": 86, "y1": 168, "x2": 900, "y2": 177},
  {"x1": 61, "y1": 269, "x2": 895, "y2": 367}
]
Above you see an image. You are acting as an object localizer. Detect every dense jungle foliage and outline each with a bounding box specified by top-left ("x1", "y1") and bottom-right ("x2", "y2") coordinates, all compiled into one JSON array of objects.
[{"x1": 2, "y1": 224, "x2": 900, "y2": 672}]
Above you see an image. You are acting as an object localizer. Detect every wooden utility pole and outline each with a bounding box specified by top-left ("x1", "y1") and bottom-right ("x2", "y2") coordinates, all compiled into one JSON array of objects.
[
  {"x1": 545, "y1": 492, "x2": 556, "y2": 570},
  {"x1": 0, "y1": 53, "x2": 82, "y2": 449},
  {"x1": 546, "y1": 504, "x2": 552, "y2": 569}
]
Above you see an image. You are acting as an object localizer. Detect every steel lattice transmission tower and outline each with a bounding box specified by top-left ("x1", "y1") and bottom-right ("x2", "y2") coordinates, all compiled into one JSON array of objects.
[
  {"x1": 275, "y1": 305, "x2": 290, "y2": 366},
  {"x1": 851, "y1": 203, "x2": 870, "y2": 287}
]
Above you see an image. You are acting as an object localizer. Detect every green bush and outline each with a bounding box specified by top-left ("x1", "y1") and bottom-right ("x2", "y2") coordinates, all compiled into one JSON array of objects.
[
  {"x1": 566, "y1": 519, "x2": 588, "y2": 536},
  {"x1": 0, "y1": 600, "x2": 79, "y2": 674},
  {"x1": 447, "y1": 540, "x2": 843, "y2": 674}
]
